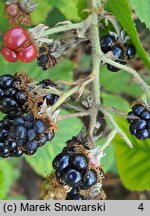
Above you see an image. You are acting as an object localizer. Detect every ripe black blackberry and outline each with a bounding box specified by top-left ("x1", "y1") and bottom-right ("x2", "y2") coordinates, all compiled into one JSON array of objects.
[
  {"x1": 37, "y1": 45, "x2": 61, "y2": 71},
  {"x1": 127, "y1": 103, "x2": 150, "y2": 140},
  {"x1": 52, "y1": 140, "x2": 104, "y2": 191},
  {"x1": 0, "y1": 114, "x2": 54, "y2": 158},
  {"x1": 37, "y1": 79, "x2": 59, "y2": 106},
  {"x1": 100, "y1": 34, "x2": 136, "y2": 72},
  {"x1": 0, "y1": 74, "x2": 27, "y2": 116}
]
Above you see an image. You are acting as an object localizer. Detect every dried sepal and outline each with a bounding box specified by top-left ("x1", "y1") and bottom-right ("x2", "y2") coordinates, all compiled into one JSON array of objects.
[
  {"x1": 28, "y1": 24, "x2": 53, "y2": 47},
  {"x1": 19, "y1": 0, "x2": 38, "y2": 13}
]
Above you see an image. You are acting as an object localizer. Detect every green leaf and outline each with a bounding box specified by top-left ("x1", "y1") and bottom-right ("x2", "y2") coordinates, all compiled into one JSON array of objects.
[
  {"x1": 101, "y1": 65, "x2": 142, "y2": 97},
  {"x1": 129, "y1": 0, "x2": 150, "y2": 30},
  {"x1": 102, "y1": 92, "x2": 130, "y2": 112},
  {"x1": 77, "y1": 0, "x2": 88, "y2": 20},
  {"x1": 0, "y1": 159, "x2": 20, "y2": 200},
  {"x1": 0, "y1": 55, "x2": 74, "y2": 82},
  {"x1": 113, "y1": 117, "x2": 150, "y2": 190},
  {"x1": 25, "y1": 110, "x2": 82, "y2": 177},
  {"x1": 31, "y1": 0, "x2": 52, "y2": 25},
  {"x1": 105, "y1": 0, "x2": 150, "y2": 70},
  {"x1": 47, "y1": 0, "x2": 80, "y2": 21}
]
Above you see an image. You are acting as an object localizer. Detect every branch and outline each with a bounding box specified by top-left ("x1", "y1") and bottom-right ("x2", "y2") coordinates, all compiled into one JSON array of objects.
[{"x1": 87, "y1": 0, "x2": 102, "y2": 148}]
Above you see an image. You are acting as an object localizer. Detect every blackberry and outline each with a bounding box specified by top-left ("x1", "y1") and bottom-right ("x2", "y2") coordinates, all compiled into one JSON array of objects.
[
  {"x1": 71, "y1": 154, "x2": 88, "y2": 171},
  {"x1": 100, "y1": 35, "x2": 114, "y2": 53},
  {"x1": 64, "y1": 168, "x2": 82, "y2": 187},
  {"x1": 0, "y1": 74, "x2": 28, "y2": 117},
  {"x1": 52, "y1": 153, "x2": 71, "y2": 171},
  {"x1": 38, "y1": 79, "x2": 59, "y2": 106},
  {"x1": 37, "y1": 44, "x2": 60, "y2": 71},
  {"x1": 107, "y1": 45, "x2": 126, "y2": 72},
  {"x1": 52, "y1": 141, "x2": 102, "y2": 190},
  {"x1": 127, "y1": 103, "x2": 150, "y2": 140},
  {"x1": 0, "y1": 114, "x2": 55, "y2": 158},
  {"x1": 0, "y1": 74, "x2": 14, "y2": 89},
  {"x1": 80, "y1": 169, "x2": 97, "y2": 189},
  {"x1": 125, "y1": 44, "x2": 136, "y2": 60}
]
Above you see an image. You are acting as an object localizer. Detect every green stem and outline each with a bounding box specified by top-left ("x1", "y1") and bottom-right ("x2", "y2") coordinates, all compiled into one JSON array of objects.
[
  {"x1": 50, "y1": 85, "x2": 80, "y2": 113},
  {"x1": 41, "y1": 23, "x2": 83, "y2": 37},
  {"x1": 87, "y1": 0, "x2": 102, "y2": 147}
]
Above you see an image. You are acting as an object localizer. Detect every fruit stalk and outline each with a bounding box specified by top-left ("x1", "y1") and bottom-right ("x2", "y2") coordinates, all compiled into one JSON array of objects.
[{"x1": 87, "y1": 0, "x2": 102, "y2": 147}]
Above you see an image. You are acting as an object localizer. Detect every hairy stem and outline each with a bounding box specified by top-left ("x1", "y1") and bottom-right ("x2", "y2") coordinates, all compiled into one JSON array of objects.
[
  {"x1": 41, "y1": 23, "x2": 83, "y2": 37},
  {"x1": 88, "y1": 0, "x2": 102, "y2": 147},
  {"x1": 50, "y1": 85, "x2": 80, "y2": 113},
  {"x1": 57, "y1": 111, "x2": 90, "y2": 121}
]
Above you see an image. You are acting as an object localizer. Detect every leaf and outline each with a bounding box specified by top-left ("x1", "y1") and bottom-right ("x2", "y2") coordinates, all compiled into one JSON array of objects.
[
  {"x1": 31, "y1": 0, "x2": 52, "y2": 25},
  {"x1": 25, "y1": 110, "x2": 82, "y2": 177},
  {"x1": 0, "y1": 159, "x2": 20, "y2": 200},
  {"x1": 102, "y1": 92, "x2": 130, "y2": 112},
  {"x1": 101, "y1": 65, "x2": 142, "y2": 97},
  {"x1": 77, "y1": 0, "x2": 88, "y2": 20},
  {"x1": 47, "y1": 0, "x2": 80, "y2": 21},
  {"x1": 129, "y1": 0, "x2": 150, "y2": 30},
  {"x1": 0, "y1": 56, "x2": 74, "y2": 82},
  {"x1": 105, "y1": 0, "x2": 150, "y2": 70},
  {"x1": 113, "y1": 117, "x2": 150, "y2": 190}
]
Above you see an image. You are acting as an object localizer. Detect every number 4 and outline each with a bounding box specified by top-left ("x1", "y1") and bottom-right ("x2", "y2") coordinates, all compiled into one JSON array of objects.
[{"x1": 138, "y1": 203, "x2": 144, "y2": 211}]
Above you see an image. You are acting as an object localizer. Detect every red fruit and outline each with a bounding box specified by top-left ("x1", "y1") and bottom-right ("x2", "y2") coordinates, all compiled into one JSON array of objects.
[
  {"x1": 4, "y1": 27, "x2": 29, "y2": 51},
  {"x1": 1, "y1": 47, "x2": 18, "y2": 62},
  {"x1": 18, "y1": 44, "x2": 38, "y2": 63}
]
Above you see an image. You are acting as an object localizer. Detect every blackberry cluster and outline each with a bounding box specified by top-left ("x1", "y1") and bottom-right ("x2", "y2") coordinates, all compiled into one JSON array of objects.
[
  {"x1": 100, "y1": 35, "x2": 136, "y2": 72},
  {"x1": 37, "y1": 45, "x2": 61, "y2": 71},
  {"x1": 127, "y1": 104, "x2": 150, "y2": 140},
  {"x1": 0, "y1": 74, "x2": 27, "y2": 117},
  {"x1": 0, "y1": 114, "x2": 54, "y2": 158},
  {"x1": 0, "y1": 73, "x2": 59, "y2": 158},
  {"x1": 52, "y1": 144, "x2": 100, "y2": 194}
]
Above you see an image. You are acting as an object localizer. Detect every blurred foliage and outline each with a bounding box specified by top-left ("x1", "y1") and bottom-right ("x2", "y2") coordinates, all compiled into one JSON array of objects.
[
  {"x1": 0, "y1": 159, "x2": 20, "y2": 199},
  {"x1": 0, "y1": 0, "x2": 150, "y2": 199}
]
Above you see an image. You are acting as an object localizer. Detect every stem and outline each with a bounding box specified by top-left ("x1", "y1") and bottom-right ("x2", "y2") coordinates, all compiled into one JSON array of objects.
[
  {"x1": 102, "y1": 56, "x2": 150, "y2": 100},
  {"x1": 41, "y1": 23, "x2": 83, "y2": 37},
  {"x1": 102, "y1": 110, "x2": 133, "y2": 148},
  {"x1": 101, "y1": 129, "x2": 117, "y2": 151},
  {"x1": 87, "y1": 0, "x2": 102, "y2": 147},
  {"x1": 57, "y1": 111, "x2": 90, "y2": 121},
  {"x1": 50, "y1": 85, "x2": 80, "y2": 113}
]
